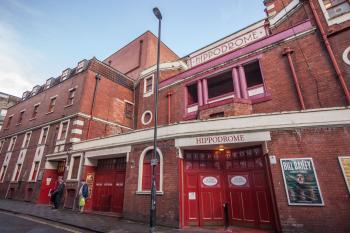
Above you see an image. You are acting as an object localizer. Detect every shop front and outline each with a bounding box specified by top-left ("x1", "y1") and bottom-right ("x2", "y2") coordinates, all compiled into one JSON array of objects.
[{"x1": 176, "y1": 132, "x2": 277, "y2": 231}]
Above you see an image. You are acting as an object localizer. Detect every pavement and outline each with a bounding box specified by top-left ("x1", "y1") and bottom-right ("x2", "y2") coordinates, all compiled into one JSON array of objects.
[{"x1": 0, "y1": 199, "x2": 271, "y2": 233}]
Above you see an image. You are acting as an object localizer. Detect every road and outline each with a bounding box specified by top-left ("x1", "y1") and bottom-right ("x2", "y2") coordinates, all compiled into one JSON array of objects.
[{"x1": 0, "y1": 210, "x2": 94, "y2": 233}]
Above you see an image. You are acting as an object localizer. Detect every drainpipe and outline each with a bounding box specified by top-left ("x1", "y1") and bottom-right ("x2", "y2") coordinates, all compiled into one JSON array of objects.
[
  {"x1": 283, "y1": 47, "x2": 306, "y2": 110},
  {"x1": 86, "y1": 74, "x2": 101, "y2": 139},
  {"x1": 166, "y1": 91, "x2": 173, "y2": 124},
  {"x1": 306, "y1": 0, "x2": 350, "y2": 105}
]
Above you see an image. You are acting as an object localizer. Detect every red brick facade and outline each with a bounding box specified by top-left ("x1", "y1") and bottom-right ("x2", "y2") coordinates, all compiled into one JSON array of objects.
[{"x1": 1, "y1": 1, "x2": 350, "y2": 232}]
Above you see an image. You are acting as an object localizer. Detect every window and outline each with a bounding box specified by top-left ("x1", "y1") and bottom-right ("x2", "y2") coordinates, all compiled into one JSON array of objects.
[
  {"x1": 67, "y1": 89, "x2": 76, "y2": 105},
  {"x1": 6, "y1": 116, "x2": 13, "y2": 128},
  {"x1": 207, "y1": 71, "x2": 234, "y2": 99},
  {"x1": 22, "y1": 132, "x2": 32, "y2": 148},
  {"x1": 187, "y1": 83, "x2": 198, "y2": 105},
  {"x1": 143, "y1": 75, "x2": 154, "y2": 97},
  {"x1": 137, "y1": 147, "x2": 163, "y2": 193},
  {"x1": 32, "y1": 104, "x2": 39, "y2": 118},
  {"x1": 17, "y1": 111, "x2": 25, "y2": 124},
  {"x1": 48, "y1": 97, "x2": 57, "y2": 112},
  {"x1": 13, "y1": 164, "x2": 22, "y2": 181},
  {"x1": 8, "y1": 136, "x2": 16, "y2": 152},
  {"x1": 125, "y1": 102, "x2": 134, "y2": 119},
  {"x1": 76, "y1": 60, "x2": 87, "y2": 73},
  {"x1": 61, "y1": 69, "x2": 71, "y2": 81},
  {"x1": 0, "y1": 109, "x2": 7, "y2": 117},
  {"x1": 69, "y1": 156, "x2": 81, "y2": 180},
  {"x1": 209, "y1": 112, "x2": 225, "y2": 119},
  {"x1": 30, "y1": 162, "x2": 39, "y2": 181},
  {"x1": 39, "y1": 127, "x2": 49, "y2": 145},
  {"x1": 141, "y1": 111, "x2": 153, "y2": 125},
  {"x1": 323, "y1": 0, "x2": 350, "y2": 18},
  {"x1": 0, "y1": 166, "x2": 7, "y2": 182},
  {"x1": 58, "y1": 121, "x2": 69, "y2": 140},
  {"x1": 0, "y1": 140, "x2": 5, "y2": 153},
  {"x1": 244, "y1": 61, "x2": 264, "y2": 88}
]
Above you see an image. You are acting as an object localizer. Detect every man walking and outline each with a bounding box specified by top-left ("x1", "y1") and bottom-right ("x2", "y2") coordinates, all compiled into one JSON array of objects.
[
  {"x1": 51, "y1": 176, "x2": 65, "y2": 209},
  {"x1": 78, "y1": 180, "x2": 89, "y2": 213}
]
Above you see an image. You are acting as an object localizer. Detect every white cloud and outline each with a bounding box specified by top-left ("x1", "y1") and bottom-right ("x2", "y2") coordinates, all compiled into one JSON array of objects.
[{"x1": 0, "y1": 21, "x2": 44, "y2": 97}]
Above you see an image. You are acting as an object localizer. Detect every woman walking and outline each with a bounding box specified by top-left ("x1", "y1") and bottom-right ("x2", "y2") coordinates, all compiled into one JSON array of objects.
[{"x1": 78, "y1": 180, "x2": 89, "y2": 213}]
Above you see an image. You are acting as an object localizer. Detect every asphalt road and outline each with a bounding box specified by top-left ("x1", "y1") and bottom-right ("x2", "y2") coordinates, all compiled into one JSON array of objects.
[{"x1": 0, "y1": 210, "x2": 93, "y2": 233}]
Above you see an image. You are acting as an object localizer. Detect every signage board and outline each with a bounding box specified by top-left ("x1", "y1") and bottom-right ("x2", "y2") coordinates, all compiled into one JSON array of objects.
[
  {"x1": 280, "y1": 158, "x2": 324, "y2": 206},
  {"x1": 338, "y1": 156, "x2": 350, "y2": 194},
  {"x1": 175, "y1": 131, "x2": 271, "y2": 147},
  {"x1": 187, "y1": 25, "x2": 267, "y2": 67}
]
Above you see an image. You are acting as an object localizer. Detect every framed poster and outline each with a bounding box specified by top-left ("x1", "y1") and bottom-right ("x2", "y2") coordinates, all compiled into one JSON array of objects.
[
  {"x1": 338, "y1": 156, "x2": 350, "y2": 194},
  {"x1": 280, "y1": 158, "x2": 324, "y2": 206}
]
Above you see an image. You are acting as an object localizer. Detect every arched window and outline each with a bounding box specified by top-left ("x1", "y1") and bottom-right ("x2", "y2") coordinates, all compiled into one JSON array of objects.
[{"x1": 137, "y1": 146, "x2": 163, "y2": 194}]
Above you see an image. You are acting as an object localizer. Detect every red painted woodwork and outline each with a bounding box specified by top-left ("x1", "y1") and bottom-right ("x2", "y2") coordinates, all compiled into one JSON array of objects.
[
  {"x1": 92, "y1": 158, "x2": 126, "y2": 213},
  {"x1": 142, "y1": 150, "x2": 160, "y2": 190},
  {"x1": 183, "y1": 146, "x2": 274, "y2": 230},
  {"x1": 37, "y1": 161, "x2": 66, "y2": 204}
]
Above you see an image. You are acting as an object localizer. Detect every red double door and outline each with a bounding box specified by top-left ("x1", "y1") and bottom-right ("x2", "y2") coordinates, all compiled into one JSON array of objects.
[
  {"x1": 92, "y1": 158, "x2": 126, "y2": 213},
  {"x1": 184, "y1": 147, "x2": 274, "y2": 230}
]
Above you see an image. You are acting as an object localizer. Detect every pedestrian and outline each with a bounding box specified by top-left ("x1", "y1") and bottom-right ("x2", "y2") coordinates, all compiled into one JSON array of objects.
[
  {"x1": 51, "y1": 176, "x2": 65, "y2": 210},
  {"x1": 78, "y1": 180, "x2": 89, "y2": 213}
]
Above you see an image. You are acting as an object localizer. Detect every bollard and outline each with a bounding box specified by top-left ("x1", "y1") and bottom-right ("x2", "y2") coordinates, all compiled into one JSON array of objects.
[{"x1": 223, "y1": 202, "x2": 229, "y2": 230}]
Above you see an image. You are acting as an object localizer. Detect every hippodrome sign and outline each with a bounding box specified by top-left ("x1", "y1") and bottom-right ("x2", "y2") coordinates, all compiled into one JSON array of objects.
[{"x1": 187, "y1": 26, "x2": 267, "y2": 67}]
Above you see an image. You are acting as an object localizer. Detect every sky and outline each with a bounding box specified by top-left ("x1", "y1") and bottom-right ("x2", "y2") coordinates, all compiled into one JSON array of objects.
[{"x1": 0, "y1": 0, "x2": 266, "y2": 97}]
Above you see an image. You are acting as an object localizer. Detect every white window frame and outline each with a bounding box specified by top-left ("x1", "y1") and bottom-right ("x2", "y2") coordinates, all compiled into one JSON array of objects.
[
  {"x1": 7, "y1": 136, "x2": 17, "y2": 152},
  {"x1": 38, "y1": 126, "x2": 50, "y2": 145},
  {"x1": 57, "y1": 120, "x2": 70, "y2": 141},
  {"x1": 28, "y1": 160, "x2": 41, "y2": 182},
  {"x1": 22, "y1": 131, "x2": 32, "y2": 148},
  {"x1": 32, "y1": 103, "x2": 40, "y2": 118},
  {"x1": 67, "y1": 154, "x2": 83, "y2": 181},
  {"x1": 66, "y1": 88, "x2": 76, "y2": 106},
  {"x1": 0, "y1": 165, "x2": 8, "y2": 182},
  {"x1": 136, "y1": 146, "x2": 164, "y2": 195},
  {"x1": 318, "y1": 0, "x2": 350, "y2": 25},
  {"x1": 11, "y1": 163, "x2": 23, "y2": 182},
  {"x1": 143, "y1": 75, "x2": 154, "y2": 97},
  {"x1": 0, "y1": 140, "x2": 5, "y2": 153}
]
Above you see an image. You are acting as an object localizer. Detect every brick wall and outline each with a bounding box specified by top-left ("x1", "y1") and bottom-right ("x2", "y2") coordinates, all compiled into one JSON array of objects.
[
  {"x1": 268, "y1": 127, "x2": 350, "y2": 233},
  {"x1": 123, "y1": 139, "x2": 180, "y2": 227}
]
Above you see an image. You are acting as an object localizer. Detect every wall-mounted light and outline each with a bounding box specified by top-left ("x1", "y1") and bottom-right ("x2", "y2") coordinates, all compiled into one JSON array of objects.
[{"x1": 219, "y1": 145, "x2": 225, "y2": 151}]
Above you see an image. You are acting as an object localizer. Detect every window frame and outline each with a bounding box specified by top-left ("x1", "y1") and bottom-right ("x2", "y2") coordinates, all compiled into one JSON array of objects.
[
  {"x1": 11, "y1": 163, "x2": 22, "y2": 182},
  {"x1": 22, "y1": 131, "x2": 32, "y2": 148},
  {"x1": 38, "y1": 126, "x2": 50, "y2": 145},
  {"x1": 28, "y1": 161, "x2": 40, "y2": 182},
  {"x1": 6, "y1": 115, "x2": 14, "y2": 129},
  {"x1": 318, "y1": 0, "x2": 350, "y2": 25},
  {"x1": 57, "y1": 120, "x2": 70, "y2": 141},
  {"x1": 67, "y1": 154, "x2": 82, "y2": 181},
  {"x1": 66, "y1": 88, "x2": 76, "y2": 106},
  {"x1": 0, "y1": 140, "x2": 5, "y2": 153},
  {"x1": 48, "y1": 96, "x2": 57, "y2": 113},
  {"x1": 137, "y1": 146, "x2": 164, "y2": 195},
  {"x1": 0, "y1": 165, "x2": 8, "y2": 182},
  {"x1": 143, "y1": 75, "x2": 154, "y2": 97},
  {"x1": 8, "y1": 136, "x2": 17, "y2": 152},
  {"x1": 32, "y1": 103, "x2": 40, "y2": 119}
]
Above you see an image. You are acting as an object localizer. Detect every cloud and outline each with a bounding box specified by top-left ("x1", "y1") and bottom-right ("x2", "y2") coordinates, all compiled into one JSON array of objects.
[{"x1": 0, "y1": 21, "x2": 44, "y2": 97}]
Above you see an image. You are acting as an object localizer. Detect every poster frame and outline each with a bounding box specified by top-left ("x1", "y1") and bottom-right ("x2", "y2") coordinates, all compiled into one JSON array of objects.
[
  {"x1": 338, "y1": 156, "x2": 350, "y2": 195},
  {"x1": 280, "y1": 157, "x2": 324, "y2": 206}
]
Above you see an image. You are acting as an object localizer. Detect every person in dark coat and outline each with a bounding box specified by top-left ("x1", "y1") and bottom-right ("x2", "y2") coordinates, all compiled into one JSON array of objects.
[{"x1": 51, "y1": 176, "x2": 65, "y2": 209}]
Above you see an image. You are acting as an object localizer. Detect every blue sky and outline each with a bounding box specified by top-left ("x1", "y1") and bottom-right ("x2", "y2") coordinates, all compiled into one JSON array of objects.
[{"x1": 0, "y1": 0, "x2": 266, "y2": 96}]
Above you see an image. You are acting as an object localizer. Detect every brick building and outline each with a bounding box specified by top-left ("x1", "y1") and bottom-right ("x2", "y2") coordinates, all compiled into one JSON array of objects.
[
  {"x1": 0, "y1": 92, "x2": 20, "y2": 131},
  {"x1": 1, "y1": 0, "x2": 350, "y2": 232}
]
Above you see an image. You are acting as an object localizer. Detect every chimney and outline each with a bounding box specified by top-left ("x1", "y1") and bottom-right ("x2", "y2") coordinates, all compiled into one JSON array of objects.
[{"x1": 264, "y1": 0, "x2": 295, "y2": 18}]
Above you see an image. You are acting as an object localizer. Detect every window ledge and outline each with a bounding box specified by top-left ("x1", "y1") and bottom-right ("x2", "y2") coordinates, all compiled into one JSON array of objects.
[
  {"x1": 29, "y1": 117, "x2": 37, "y2": 121},
  {"x1": 16, "y1": 123, "x2": 22, "y2": 126},
  {"x1": 136, "y1": 191, "x2": 164, "y2": 195},
  {"x1": 64, "y1": 104, "x2": 73, "y2": 108},
  {"x1": 45, "y1": 111, "x2": 54, "y2": 115}
]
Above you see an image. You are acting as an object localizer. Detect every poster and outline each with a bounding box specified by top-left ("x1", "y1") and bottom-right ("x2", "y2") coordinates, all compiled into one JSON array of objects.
[
  {"x1": 338, "y1": 156, "x2": 350, "y2": 194},
  {"x1": 280, "y1": 158, "x2": 324, "y2": 206},
  {"x1": 86, "y1": 172, "x2": 95, "y2": 198}
]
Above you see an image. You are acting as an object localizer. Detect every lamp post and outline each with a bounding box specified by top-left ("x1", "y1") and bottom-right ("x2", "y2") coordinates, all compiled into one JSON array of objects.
[{"x1": 150, "y1": 7, "x2": 162, "y2": 233}]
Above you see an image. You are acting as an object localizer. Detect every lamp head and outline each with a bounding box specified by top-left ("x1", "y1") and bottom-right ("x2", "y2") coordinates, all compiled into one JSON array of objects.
[{"x1": 153, "y1": 7, "x2": 162, "y2": 20}]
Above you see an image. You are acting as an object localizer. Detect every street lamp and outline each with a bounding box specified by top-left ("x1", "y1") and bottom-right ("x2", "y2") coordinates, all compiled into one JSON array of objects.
[{"x1": 150, "y1": 6, "x2": 162, "y2": 233}]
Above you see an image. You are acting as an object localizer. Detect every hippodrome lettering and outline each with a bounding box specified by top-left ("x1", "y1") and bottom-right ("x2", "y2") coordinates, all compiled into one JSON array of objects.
[
  {"x1": 196, "y1": 134, "x2": 245, "y2": 145},
  {"x1": 188, "y1": 26, "x2": 267, "y2": 67}
]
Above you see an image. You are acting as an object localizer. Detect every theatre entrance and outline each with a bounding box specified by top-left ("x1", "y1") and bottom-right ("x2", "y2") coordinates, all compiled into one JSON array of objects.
[
  {"x1": 183, "y1": 146, "x2": 275, "y2": 230},
  {"x1": 92, "y1": 157, "x2": 126, "y2": 213}
]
